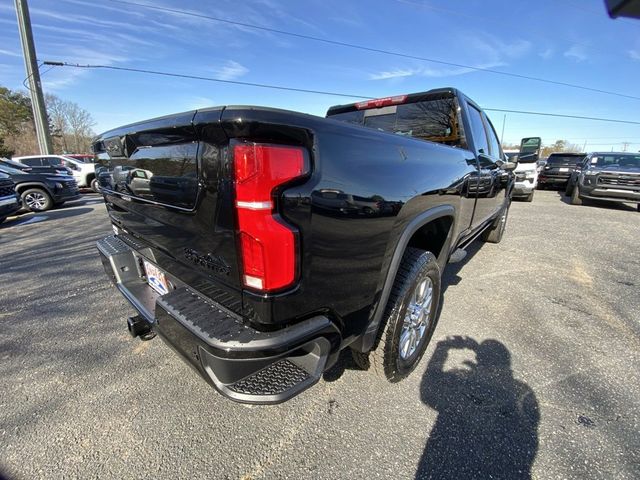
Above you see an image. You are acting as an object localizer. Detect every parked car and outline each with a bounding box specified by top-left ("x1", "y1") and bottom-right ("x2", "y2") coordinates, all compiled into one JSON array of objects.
[
  {"x1": 537, "y1": 152, "x2": 586, "y2": 189},
  {"x1": 565, "y1": 152, "x2": 640, "y2": 211},
  {"x1": 0, "y1": 171, "x2": 21, "y2": 224},
  {"x1": 0, "y1": 164, "x2": 80, "y2": 212},
  {"x1": 1, "y1": 156, "x2": 68, "y2": 175},
  {"x1": 511, "y1": 137, "x2": 541, "y2": 202},
  {"x1": 65, "y1": 153, "x2": 95, "y2": 163},
  {"x1": 13, "y1": 154, "x2": 98, "y2": 192},
  {"x1": 93, "y1": 87, "x2": 520, "y2": 404}
]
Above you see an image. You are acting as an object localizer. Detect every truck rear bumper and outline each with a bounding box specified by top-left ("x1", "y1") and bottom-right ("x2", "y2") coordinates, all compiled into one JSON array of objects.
[{"x1": 97, "y1": 234, "x2": 340, "y2": 404}]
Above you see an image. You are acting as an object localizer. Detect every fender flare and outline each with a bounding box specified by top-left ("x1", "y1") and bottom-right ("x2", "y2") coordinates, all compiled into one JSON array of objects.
[
  {"x1": 355, "y1": 204, "x2": 456, "y2": 352},
  {"x1": 15, "y1": 182, "x2": 54, "y2": 197}
]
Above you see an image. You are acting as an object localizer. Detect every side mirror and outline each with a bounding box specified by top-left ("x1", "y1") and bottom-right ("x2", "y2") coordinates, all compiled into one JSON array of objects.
[
  {"x1": 502, "y1": 161, "x2": 518, "y2": 171},
  {"x1": 519, "y1": 137, "x2": 542, "y2": 163}
]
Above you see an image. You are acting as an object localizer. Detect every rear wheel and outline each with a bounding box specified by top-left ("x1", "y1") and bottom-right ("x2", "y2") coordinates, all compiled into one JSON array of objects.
[
  {"x1": 351, "y1": 248, "x2": 441, "y2": 382},
  {"x1": 570, "y1": 185, "x2": 583, "y2": 205},
  {"x1": 21, "y1": 188, "x2": 53, "y2": 212}
]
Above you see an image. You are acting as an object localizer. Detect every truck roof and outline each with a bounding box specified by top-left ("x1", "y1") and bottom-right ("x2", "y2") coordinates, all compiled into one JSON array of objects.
[{"x1": 326, "y1": 87, "x2": 466, "y2": 116}]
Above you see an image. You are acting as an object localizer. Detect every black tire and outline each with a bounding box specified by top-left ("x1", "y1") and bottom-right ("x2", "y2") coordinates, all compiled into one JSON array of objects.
[
  {"x1": 565, "y1": 182, "x2": 574, "y2": 197},
  {"x1": 570, "y1": 185, "x2": 583, "y2": 205},
  {"x1": 90, "y1": 177, "x2": 99, "y2": 193},
  {"x1": 637, "y1": 203, "x2": 640, "y2": 213},
  {"x1": 525, "y1": 191, "x2": 534, "y2": 202},
  {"x1": 351, "y1": 248, "x2": 441, "y2": 382},
  {"x1": 481, "y1": 203, "x2": 510, "y2": 244},
  {"x1": 21, "y1": 188, "x2": 53, "y2": 212}
]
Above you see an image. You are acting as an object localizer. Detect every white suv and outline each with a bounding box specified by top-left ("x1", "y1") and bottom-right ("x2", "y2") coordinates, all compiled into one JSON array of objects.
[{"x1": 14, "y1": 155, "x2": 98, "y2": 192}]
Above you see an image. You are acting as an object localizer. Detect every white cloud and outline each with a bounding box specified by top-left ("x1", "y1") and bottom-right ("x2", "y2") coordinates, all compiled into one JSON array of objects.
[
  {"x1": 212, "y1": 60, "x2": 249, "y2": 81},
  {"x1": 629, "y1": 50, "x2": 640, "y2": 61},
  {"x1": 186, "y1": 96, "x2": 217, "y2": 110},
  {"x1": 539, "y1": 48, "x2": 554, "y2": 60},
  {"x1": 0, "y1": 49, "x2": 21, "y2": 58},
  {"x1": 368, "y1": 33, "x2": 530, "y2": 81},
  {"x1": 369, "y1": 69, "x2": 417, "y2": 80},
  {"x1": 564, "y1": 44, "x2": 588, "y2": 62}
]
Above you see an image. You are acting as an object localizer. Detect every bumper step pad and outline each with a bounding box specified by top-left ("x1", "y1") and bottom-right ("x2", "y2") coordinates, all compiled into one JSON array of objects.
[{"x1": 227, "y1": 359, "x2": 311, "y2": 396}]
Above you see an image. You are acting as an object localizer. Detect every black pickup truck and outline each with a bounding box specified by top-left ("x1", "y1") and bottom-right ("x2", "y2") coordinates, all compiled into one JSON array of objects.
[{"x1": 93, "y1": 87, "x2": 519, "y2": 404}]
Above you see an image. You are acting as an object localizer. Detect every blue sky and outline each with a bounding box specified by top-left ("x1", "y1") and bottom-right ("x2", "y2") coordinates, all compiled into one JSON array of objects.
[{"x1": 1, "y1": 0, "x2": 639, "y2": 151}]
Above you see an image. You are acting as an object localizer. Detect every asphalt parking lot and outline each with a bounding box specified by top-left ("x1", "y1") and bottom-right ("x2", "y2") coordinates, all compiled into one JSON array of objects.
[{"x1": 1, "y1": 191, "x2": 639, "y2": 480}]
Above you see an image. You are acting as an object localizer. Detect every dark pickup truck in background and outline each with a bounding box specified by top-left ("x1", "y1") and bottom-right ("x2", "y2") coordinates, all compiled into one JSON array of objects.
[
  {"x1": 537, "y1": 152, "x2": 586, "y2": 189},
  {"x1": 93, "y1": 87, "x2": 519, "y2": 404},
  {"x1": 566, "y1": 152, "x2": 640, "y2": 211}
]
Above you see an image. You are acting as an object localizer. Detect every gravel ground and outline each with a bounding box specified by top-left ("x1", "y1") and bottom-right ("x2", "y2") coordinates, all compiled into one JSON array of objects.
[{"x1": 1, "y1": 190, "x2": 639, "y2": 480}]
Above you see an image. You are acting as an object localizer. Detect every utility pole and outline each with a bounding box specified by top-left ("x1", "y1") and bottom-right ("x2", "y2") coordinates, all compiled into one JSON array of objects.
[
  {"x1": 500, "y1": 114, "x2": 506, "y2": 146},
  {"x1": 14, "y1": 0, "x2": 52, "y2": 154}
]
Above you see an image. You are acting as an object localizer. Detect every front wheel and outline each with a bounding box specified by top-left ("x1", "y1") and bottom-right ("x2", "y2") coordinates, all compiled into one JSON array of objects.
[
  {"x1": 22, "y1": 188, "x2": 53, "y2": 212},
  {"x1": 565, "y1": 182, "x2": 574, "y2": 197},
  {"x1": 352, "y1": 248, "x2": 441, "y2": 382},
  {"x1": 482, "y1": 203, "x2": 510, "y2": 244},
  {"x1": 570, "y1": 185, "x2": 583, "y2": 205},
  {"x1": 90, "y1": 178, "x2": 99, "y2": 193}
]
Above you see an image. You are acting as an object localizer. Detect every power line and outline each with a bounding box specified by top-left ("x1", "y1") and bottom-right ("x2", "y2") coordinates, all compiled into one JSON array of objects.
[
  {"x1": 43, "y1": 60, "x2": 640, "y2": 127},
  {"x1": 42, "y1": 61, "x2": 372, "y2": 99},
  {"x1": 484, "y1": 108, "x2": 640, "y2": 126},
  {"x1": 103, "y1": 0, "x2": 640, "y2": 102}
]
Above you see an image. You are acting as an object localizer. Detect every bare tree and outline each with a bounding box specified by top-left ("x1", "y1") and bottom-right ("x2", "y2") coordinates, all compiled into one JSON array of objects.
[{"x1": 45, "y1": 93, "x2": 96, "y2": 154}]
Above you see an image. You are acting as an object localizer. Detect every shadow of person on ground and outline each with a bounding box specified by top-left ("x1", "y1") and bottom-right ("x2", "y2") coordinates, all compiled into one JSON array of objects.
[{"x1": 416, "y1": 336, "x2": 539, "y2": 480}]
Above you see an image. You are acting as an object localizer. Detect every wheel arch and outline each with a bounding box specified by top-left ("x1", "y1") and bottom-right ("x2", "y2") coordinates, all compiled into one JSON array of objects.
[
  {"x1": 15, "y1": 182, "x2": 53, "y2": 196},
  {"x1": 352, "y1": 205, "x2": 456, "y2": 353}
]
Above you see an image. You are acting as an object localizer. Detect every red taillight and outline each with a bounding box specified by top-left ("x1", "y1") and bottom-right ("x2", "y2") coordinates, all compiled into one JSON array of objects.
[
  {"x1": 233, "y1": 143, "x2": 307, "y2": 292},
  {"x1": 355, "y1": 95, "x2": 407, "y2": 110}
]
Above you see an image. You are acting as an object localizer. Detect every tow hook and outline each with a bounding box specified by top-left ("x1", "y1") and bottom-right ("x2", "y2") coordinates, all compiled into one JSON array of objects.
[{"x1": 127, "y1": 315, "x2": 155, "y2": 340}]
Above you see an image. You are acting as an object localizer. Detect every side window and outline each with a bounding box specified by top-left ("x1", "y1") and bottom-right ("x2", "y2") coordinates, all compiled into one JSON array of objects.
[
  {"x1": 467, "y1": 105, "x2": 490, "y2": 156},
  {"x1": 44, "y1": 156, "x2": 62, "y2": 166},
  {"x1": 21, "y1": 158, "x2": 41, "y2": 166},
  {"x1": 482, "y1": 114, "x2": 502, "y2": 159}
]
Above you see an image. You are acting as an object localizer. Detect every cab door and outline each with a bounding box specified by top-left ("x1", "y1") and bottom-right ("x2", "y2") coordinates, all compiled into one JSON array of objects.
[{"x1": 465, "y1": 104, "x2": 507, "y2": 227}]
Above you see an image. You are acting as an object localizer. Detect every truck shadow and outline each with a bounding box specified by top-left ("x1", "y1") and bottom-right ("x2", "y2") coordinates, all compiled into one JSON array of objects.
[
  {"x1": 1, "y1": 206, "x2": 94, "y2": 228},
  {"x1": 555, "y1": 190, "x2": 637, "y2": 211},
  {"x1": 415, "y1": 337, "x2": 539, "y2": 479}
]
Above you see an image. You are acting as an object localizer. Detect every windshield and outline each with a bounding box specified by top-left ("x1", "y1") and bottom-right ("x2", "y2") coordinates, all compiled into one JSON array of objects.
[
  {"x1": 547, "y1": 154, "x2": 584, "y2": 165},
  {"x1": 328, "y1": 97, "x2": 466, "y2": 148},
  {"x1": 591, "y1": 154, "x2": 640, "y2": 168},
  {"x1": 0, "y1": 165, "x2": 25, "y2": 175}
]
